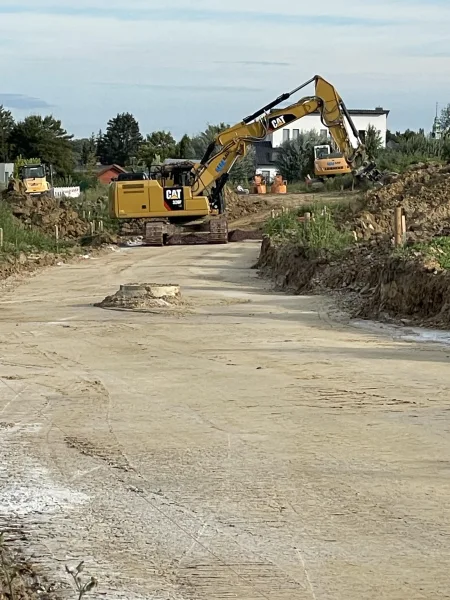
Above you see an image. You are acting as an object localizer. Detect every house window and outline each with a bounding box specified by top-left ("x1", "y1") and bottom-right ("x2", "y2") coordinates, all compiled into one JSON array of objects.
[
  {"x1": 358, "y1": 130, "x2": 366, "y2": 143},
  {"x1": 283, "y1": 130, "x2": 290, "y2": 143},
  {"x1": 292, "y1": 129, "x2": 300, "y2": 140}
]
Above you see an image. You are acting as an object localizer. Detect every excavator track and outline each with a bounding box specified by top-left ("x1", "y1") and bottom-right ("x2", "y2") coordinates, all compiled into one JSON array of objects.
[
  {"x1": 208, "y1": 215, "x2": 228, "y2": 244},
  {"x1": 144, "y1": 221, "x2": 166, "y2": 246}
]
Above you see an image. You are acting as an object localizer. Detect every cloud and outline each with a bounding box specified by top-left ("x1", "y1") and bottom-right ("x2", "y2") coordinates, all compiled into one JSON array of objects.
[
  {"x1": 0, "y1": 5, "x2": 396, "y2": 26},
  {"x1": 0, "y1": 94, "x2": 51, "y2": 109},
  {"x1": 215, "y1": 61, "x2": 291, "y2": 67},
  {"x1": 0, "y1": 1, "x2": 447, "y2": 136},
  {"x1": 98, "y1": 82, "x2": 264, "y2": 92}
]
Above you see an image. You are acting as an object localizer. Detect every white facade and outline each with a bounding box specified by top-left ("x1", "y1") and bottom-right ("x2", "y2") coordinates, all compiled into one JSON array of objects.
[
  {"x1": 0, "y1": 163, "x2": 14, "y2": 184},
  {"x1": 269, "y1": 111, "x2": 389, "y2": 149}
]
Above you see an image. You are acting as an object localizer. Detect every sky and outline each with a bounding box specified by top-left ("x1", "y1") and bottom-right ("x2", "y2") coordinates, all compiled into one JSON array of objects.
[{"x1": 0, "y1": 0, "x2": 449, "y2": 139}]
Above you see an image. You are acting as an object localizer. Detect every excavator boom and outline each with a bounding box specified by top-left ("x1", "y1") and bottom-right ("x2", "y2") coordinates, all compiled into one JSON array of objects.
[{"x1": 191, "y1": 75, "x2": 382, "y2": 201}]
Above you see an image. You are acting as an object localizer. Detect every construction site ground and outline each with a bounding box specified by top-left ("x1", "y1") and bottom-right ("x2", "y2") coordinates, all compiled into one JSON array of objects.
[
  {"x1": 228, "y1": 191, "x2": 351, "y2": 230},
  {"x1": 1, "y1": 242, "x2": 450, "y2": 599}
]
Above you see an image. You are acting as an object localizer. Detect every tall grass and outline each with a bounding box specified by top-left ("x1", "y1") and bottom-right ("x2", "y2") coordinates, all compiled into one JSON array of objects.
[{"x1": 264, "y1": 207, "x2": 354, "y2": 256}]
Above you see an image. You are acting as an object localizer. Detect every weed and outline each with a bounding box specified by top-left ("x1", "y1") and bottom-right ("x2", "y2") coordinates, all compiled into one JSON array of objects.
[
  {"x1": 403, "y1": 237, "x2": 450, "y2": 270},
  {"x1": 66, "y1": 562, "x2": 97, "y2": 600}
]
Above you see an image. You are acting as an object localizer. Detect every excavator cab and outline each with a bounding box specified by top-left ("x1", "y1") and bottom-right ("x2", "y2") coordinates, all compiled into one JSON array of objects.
[{"x1": 313, "y1": 145, "x2": 351, "y2": 179}]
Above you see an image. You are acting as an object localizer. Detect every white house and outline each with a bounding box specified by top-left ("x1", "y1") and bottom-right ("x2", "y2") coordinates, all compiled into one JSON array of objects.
[
  {"x1": 0, "y1": 163, "x2": 14, "y2": 184},
  {"x1": 269, "y1": 107, "x2": 389, "y2": 149}
]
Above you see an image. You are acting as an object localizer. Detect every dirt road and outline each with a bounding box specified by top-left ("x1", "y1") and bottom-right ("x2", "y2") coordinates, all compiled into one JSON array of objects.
[{"x1": 1, "y1": 243, "x2": 450, "y2": 599}]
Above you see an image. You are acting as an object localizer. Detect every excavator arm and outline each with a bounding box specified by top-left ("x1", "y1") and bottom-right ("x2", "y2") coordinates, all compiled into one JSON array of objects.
[{"x1": 190, "y1": 75, "x2": 380, "y2": 206}]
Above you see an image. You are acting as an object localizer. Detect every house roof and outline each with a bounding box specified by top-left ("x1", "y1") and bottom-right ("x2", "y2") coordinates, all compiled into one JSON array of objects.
[{"x1": 97, "y1": 164, "x2": 127, "y2": 176}]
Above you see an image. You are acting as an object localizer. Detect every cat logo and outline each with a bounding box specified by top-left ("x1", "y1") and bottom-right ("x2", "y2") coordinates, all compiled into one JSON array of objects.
[
  {"x1": 165, "y1": 189, "x2": 182, "y2": 201},
  {"x1": 270, "y1": 116, "x2": 286, "y2": 129}
]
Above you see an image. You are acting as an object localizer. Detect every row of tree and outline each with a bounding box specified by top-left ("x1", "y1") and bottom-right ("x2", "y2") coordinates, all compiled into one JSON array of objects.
[
  {"x1": 1, "y1": 103, "x2": 450, "y2": 186},
  {"x1": 0, "y1": 107, "x2": 240, "y2": 179}
]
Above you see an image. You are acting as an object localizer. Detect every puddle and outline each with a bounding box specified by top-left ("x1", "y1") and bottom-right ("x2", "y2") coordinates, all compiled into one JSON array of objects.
[{"x1": 351, "y1": 319, "x2": 450, "y2": 347}]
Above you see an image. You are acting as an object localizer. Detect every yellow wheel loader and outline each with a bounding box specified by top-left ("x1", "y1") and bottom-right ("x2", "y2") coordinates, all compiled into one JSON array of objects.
[{"x1": 8, "y1": 163, "x2": 53, "y2": 199}]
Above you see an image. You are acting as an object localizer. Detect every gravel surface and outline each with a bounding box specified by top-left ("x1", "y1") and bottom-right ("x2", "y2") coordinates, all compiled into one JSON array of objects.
[{"x1": 1, "y1": 243, "x2": 450, "y2": 599}]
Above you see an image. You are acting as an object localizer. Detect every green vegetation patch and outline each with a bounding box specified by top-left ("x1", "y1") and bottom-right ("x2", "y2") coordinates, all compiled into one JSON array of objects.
[
  {"x1": 264, "y1": 207, "x2": 354, "y2": 256},
  {"x1": 0, "y1": 201, "x2": 72, "y2": 254},
  {"x1": 402, "y1": 237, "x2": 450, "y2": 270}
]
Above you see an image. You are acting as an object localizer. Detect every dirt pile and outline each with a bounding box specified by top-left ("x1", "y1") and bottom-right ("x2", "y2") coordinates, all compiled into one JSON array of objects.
[
  {"x1": 95, "y1": 283, "x2": 185, "y2": 312},
  {"x1": 225, "y1": 188, "x2": 271, "y2": 221},
  {"x1": 0, "y1": 251, "x2": 62, "y2": 282},
  {"x1": 258, "y1": 236, "x2": 450, "y2": 328},
  {"x1": 2, "y1": 190, "x2": 88, "y2": 239},
  {"x1": 347, "y1": 163, "x2": 450, "y2": 242}
]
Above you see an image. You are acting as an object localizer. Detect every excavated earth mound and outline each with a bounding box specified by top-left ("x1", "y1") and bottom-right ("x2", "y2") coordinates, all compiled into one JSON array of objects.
[
  {"x1": 225, "y1": 188, "x2": 272, "y2": 221},
  {"x1": 2, "y1": 190, "x2": 88, "y2": 239},
  {"x1": 95, "y1": 283, "x2": 185, "y2": 312},
  {"x1": 346, "y1": 162, "x2": 450, "y2": 242}
]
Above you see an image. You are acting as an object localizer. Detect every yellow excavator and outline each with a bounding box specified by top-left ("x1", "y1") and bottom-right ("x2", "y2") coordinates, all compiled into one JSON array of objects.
[{"x1": 109, "y1": 74, "x2": 382, "y2": 245}]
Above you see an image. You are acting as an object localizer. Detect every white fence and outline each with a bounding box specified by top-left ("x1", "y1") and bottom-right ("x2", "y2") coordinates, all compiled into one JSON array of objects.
[{"x1": 53, "y1": 186, "x2": 81, "y2": 199}]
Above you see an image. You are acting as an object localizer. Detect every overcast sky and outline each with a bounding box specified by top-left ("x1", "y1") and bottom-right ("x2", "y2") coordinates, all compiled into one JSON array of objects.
[{"x1": 0, "y1": 0, "x2": 449, "y2": 139}]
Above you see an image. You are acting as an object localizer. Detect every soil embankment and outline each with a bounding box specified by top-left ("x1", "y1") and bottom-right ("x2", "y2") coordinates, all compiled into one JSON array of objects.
[{"x1": 258, "y1": 163, "x2": 450, "y2": 328}]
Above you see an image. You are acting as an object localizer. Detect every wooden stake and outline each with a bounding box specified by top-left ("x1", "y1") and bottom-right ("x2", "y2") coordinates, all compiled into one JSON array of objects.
[
  {"x1": 402, "y1": 215, "x2": 407, "y2": 244},
  {"x1": 394, "y1": 206, "x2": 403, "y2": 247},
  {"x1": 0, "y1": 228, "x2": 3, "y2": 248},
  {"x1": 90, "y1": 221, "x2": 95, "y2": 235},
  {"x1": 55, "y1": 225, "x2": 59, "y2": 252},
  {"x1": 305, "y1": 212, "x2": 311, "y2": 225}
]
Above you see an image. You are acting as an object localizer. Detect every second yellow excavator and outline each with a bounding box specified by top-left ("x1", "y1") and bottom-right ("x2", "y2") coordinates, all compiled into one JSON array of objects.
[{"x1": 109, "y1": 75, "x2": 383, "y2": 245}]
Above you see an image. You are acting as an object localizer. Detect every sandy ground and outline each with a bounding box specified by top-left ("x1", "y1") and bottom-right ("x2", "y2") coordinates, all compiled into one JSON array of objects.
[{"x1": 1, "y1": 242, "x2": 450, "y2": 600}]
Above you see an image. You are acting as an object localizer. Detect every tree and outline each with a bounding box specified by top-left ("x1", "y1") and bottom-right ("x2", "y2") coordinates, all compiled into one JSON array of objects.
[
  {"x1": 275, "y1": 131, "x2": 327, "y2": 181},
  {"x1": 81, "y1": 134, "x2": 98, "y2": 168},
  {"x1": 191, "y1": 123, "x2": 229, "y2": 158},
  {"x1": 229, "y1": 147, "x2": 256, "y2": 184},
  {"x1": 98, "y1": 113, "x2": 143, "y2": 166},
  {"x1": 365, "y1": 125, "x2": 383, "y2": 160},
  {"x1": 0, "y1": 105, "x2": 14, "y2": 162},
  {"x1": 138, "y1": 131, "x2": 177, "y2": 170},
  {"x1": 439, "y1": 104, "x2": 450, "y2": 131},
  {"x1": 176, "y1": 134, "x2": 195, "y2": 159},
  {"x1": 9, "y1": 115, "x2": 74, "y2": 175}
]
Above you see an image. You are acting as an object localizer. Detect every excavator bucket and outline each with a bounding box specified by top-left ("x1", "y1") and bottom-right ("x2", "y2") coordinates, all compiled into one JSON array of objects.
[{"x1": 354, "y1": 162, "x2": 384, "y2": 183}]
